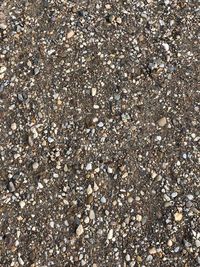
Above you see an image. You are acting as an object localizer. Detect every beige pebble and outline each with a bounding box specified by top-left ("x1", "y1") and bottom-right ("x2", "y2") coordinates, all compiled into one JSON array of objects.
[
  {"x1": 19, "y1": 201, "x2": 25, "y2": 209},
  {"x1": 0, "y1": 66, "x2": 7, "y2": 73},
  {"x1": 93, "y1": 181, "x2": 99, "y2": 191},
  {"x1": 149, "y1": 247, "x2": 157, "y2": 254},
  {"x1": 174, "y1": 212, "x2": 183, "y2": 222},
  {"x1": 67, "y1": 30, "x2": 75, "y2": 39},
  {"x1": 87, "y1": 184, "x2": 93, "y2": 195},
  {"x1": 157, "y1": 117, "x2": 167, "y2": 127},
  {"x1": 167, "y1": 239, "x2": 173, "y2": 247},
  {"x1": 89, "y1": 209, "x2": 95, "y2": 220},
  {"x1": 116, "y1": 17, "x2": 122, "y2": 24},
  {"x1": 105, "y1": 4, "x2": 111, "y2": 9},
  {"x1": 76, "y1": 224, "x2": 84, "y2": 236},
  {"x1": 128, "y1": 197, "x2": 133, "y2": 203},
  {"x1": 136, "y1": 214, "x2": 142, "y2": 222}
]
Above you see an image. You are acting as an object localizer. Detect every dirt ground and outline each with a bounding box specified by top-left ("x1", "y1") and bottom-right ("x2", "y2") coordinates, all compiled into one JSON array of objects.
[{"x1": 0, "y1": 1, "x2": 199, "y2": 267}]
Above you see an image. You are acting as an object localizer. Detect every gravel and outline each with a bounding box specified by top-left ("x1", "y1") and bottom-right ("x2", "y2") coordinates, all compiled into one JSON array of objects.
[{"x1": 0, "y1": 0, "x2": 199, "y2": 266}]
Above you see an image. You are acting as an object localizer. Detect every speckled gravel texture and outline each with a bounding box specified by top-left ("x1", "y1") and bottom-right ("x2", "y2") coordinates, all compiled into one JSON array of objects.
[{"x1": 0, "y1": 1, "x2": 200, "y2": 267}]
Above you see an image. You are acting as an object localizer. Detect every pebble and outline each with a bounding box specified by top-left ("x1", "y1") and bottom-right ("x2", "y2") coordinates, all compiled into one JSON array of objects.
[
  {"x1": 98, "y1": 122, "x2": 104, "y2": 128},
  {"x1": 28, "y1": 136, "x2": 34, "y2": 146},
  {"x1": 18, "y1": 255, "x2": 24, "y2": 266},
  {"x1": 195, "y1": 240, "x2": 200, "y2": 248},
  {"x1": 116, "y1": 17, "x2": 122, "y2": 24},
  {"x1": 107, "y1": 14, "x2": 115, "y2": 23},
  {"x1": 93, "y1": 182, "x2": 99, "y2": 191},
  {"x1": 0, "y1": 66, "x2": 7, "y2": 73},
  {"x1": 157, "y1": 117, "x2": 167, "y2": 127},
  {"x1": 91, "y1": 88, "x2": 97, "y2": 96},
  {"x1": 107, "y1": 166, "x2": 113, "y2": 174},
  {"x1": 174, "y1": 212, "x2": 183, "y2": 222},
  {"x1": 34, "y1": 67, "x2": 40, "y2": 75},
  {"x1": 136, "y1": 214, "x2": 142, "y2": 222},
  {"x1": 149, "y1": 247, "x2": 157, "y2": 254},
  {"x1": 128, "y1": 197, "x2": 134, "y2": 203},
  {"x1": 0, "y1": 23, "x2": 7, "y2": 30},
  {"x1": 11, "y1": 123, "x2": 17, "y2": 131},
  {"x1": 76, "y1": 224, "x2": 84, "y2": 236},
  {"x1": 186, "y1": 194, "x2": 194, "y2": 201},
  {"x1": 67, "y1": 30, "x2": 75, "y2": 39},
  {"x1": 89, "y1": 209, "x2": 95, "y2": 220},
  {"x1": 8, "y1": 181, "x2": 15, "y2": 192},
  {"x1": 86, "y1": 163, "x2": 92, "y2": 171},
  {"x1": 87, "y1": 184, "x2": 93, "y2": 195},
  {"x1": 32, "y1": 162, "x2": 39, "y2": 170},
  {"x1": 19, "y1": 201, "x2": 25, "y2": 209},
  {"x1": 100, "y1": 196, "x2": 106, "y2": 204},
  {"x1": 107, "y1": 229, "x2": 113, "y2": 240},
  {"x1": 162, "y1": 43, "x2": 170, "y2": 51},
  {"x1": 125, "y1": 254, "x2": 131, "y2": 261},
  {"x1": 84, "y1": 216, "x2": 89, "y2": 224},
  {"x1": 167, "y1": 239, "x2": 173, "y2": 247}
]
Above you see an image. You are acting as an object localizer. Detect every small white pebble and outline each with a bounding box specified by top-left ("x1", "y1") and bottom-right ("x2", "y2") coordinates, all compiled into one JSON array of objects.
[
  {"x1": 187, "y1": 194, "x2": 194, "y2": 200},
  {"x1": 128, "y1": 197, "x2": 133, "y2": 203},
  {"x1": 11, "y1": 123, "x2": 17, "y2": 131},
  {"x1": 91, "y1": 88, "x2": 97, "y2": 96},
  {"x1": 151, "y1": 171, "x2": 157, "y2": 179},
  {"x1": 107, "y1": 229, "x2": 113, "y2": 240},
  {"x1": 86, "y1": 163, "x2": 92, "y2": 171},
  {"x1": 48, "y1": 137, "x2": 54, "y2": 143},
  {"x1": 101, "y1": 196, "x2": 106, "y2": 203},
  {"x1": 18, "y1": 255, "x2": 24, "y2": 266},
  {"x1": 98, "y1": 122, "x2": 104, "y2": 127},
  {"x1": 32, "y1": 162, "x2": 39, "y2": 170},
  {"x1": 84, "y1": 216, "x2": 89, "y2": 224},
  {"x1": 19, "y1": 201, "x2": 25, "y2": 209},
  {"x1": 107, "y1": 166, "x2": 113, "y2": 174},
  {"x1": 162, "y1": 43, "x2": 169, "y2": 51},
  {"x1": 37, "y1": 182, "x2": 44, "y2": 189},
  {"x1": 126, "y1": 254, "x2": 131, "y2": 261},
  {"x1": 50, "y1": 221, "x2": 54, "y2": 228}
]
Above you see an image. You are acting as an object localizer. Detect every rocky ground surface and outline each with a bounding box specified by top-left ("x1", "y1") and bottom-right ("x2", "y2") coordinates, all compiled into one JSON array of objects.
[{"x1": 0, "y1": 0, "x2": 200, "y2": 267}]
